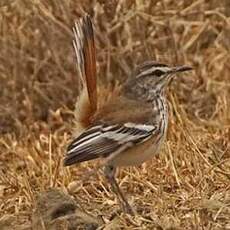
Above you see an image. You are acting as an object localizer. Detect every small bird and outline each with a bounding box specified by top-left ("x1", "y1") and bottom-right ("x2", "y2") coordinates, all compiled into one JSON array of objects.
[{"x1": 64, "y1": 15, "x2": 192, "y2": 215}]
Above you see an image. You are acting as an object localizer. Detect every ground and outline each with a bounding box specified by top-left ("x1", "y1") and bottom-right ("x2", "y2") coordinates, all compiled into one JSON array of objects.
[{"x1": 0, "y1": 0, "x2": 230, "y2": 229}]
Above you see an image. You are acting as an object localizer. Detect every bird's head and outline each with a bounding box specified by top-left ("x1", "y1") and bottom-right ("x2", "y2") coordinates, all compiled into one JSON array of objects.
[{"x1": 123, "y1": 61, "x2": 192, "y2": 100}]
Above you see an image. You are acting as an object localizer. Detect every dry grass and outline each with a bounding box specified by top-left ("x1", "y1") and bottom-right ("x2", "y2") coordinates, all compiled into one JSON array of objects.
[{"x1": 0, "y1": 0, "x2": 230, "y2": 229}]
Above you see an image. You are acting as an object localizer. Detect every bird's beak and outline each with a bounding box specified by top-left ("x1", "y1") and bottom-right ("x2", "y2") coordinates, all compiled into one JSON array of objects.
[
  {"x1": 171, "y1": 65, "x2": 193, "y2": 73},
  {"x1": 166, "y1": 65, "x2": 192, "y2": 85}
]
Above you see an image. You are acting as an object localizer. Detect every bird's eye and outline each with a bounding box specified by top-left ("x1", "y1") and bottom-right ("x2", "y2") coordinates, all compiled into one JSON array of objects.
[{"x1": 154, "y1": 69, "x2": 164, "y2": 77}]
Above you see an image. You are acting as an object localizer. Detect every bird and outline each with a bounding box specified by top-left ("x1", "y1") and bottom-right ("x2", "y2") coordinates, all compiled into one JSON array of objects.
[{"x1": 63, "y1": 14, "x2": 192, "y2": 215}]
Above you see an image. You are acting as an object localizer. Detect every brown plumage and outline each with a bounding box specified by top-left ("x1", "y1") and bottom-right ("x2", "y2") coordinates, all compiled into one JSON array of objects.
[{"x1": 64, "y1": 14, "x2": 192, "y2": 214}]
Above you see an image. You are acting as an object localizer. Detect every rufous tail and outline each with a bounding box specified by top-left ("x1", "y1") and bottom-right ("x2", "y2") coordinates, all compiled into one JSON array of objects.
[{"x1": 73, "y1": 14, "x2": 97, "y2": 127}]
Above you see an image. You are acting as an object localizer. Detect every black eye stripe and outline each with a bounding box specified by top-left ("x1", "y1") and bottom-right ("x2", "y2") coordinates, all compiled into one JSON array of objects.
[
  {"x1": 136, "y1": 68, "x2": 167, "y2": 78},
  {"x1": 154, "y1": 69, "x2": 164, "y2": 77}
]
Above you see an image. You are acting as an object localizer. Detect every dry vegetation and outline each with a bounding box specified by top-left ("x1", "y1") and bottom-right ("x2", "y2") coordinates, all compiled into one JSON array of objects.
[{"x1": 0, "y1": 0, "x2": 230, "y2": 229}]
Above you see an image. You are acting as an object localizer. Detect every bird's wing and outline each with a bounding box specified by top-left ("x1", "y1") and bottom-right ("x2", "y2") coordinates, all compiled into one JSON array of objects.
[{"x1": 64, "y1": 122, "x2": 157, "y2": 166}]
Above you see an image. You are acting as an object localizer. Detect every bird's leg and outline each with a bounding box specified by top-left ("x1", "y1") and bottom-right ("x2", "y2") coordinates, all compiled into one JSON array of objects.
[{"x1": 104, "y1": 165, "x2": 134, "y2": 215}]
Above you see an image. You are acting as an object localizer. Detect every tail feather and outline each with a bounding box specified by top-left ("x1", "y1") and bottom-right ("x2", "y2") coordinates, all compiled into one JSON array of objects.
[{"x1": 73, "y1": 14, "x2": 97, "y2": 118}]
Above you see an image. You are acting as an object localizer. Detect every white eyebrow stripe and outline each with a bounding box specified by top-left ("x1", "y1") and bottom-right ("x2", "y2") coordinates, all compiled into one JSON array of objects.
[{"x1": 153, "y1": 67, "x2": 171, "y2": 72}]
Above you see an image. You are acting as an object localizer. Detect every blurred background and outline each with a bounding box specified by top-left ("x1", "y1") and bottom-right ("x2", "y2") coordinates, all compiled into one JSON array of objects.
[{"x1": 0, "y1": 0, "x2": 229, "y2": 229}]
